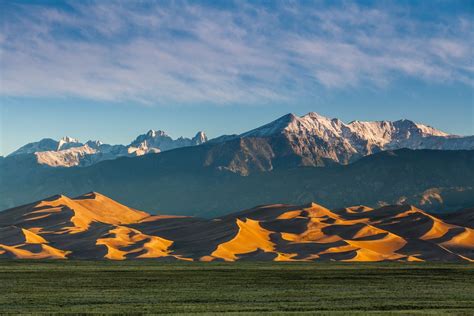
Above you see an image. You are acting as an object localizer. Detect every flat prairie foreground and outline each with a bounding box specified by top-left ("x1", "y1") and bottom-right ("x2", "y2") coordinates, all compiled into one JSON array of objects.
[{"x1": 0, "y1": 261, "x2": 473, "y2": 315}]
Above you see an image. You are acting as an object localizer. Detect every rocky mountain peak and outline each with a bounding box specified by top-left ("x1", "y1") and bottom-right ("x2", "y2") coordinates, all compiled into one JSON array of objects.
[
  {"x1": 146, "y1": 130, "x2": 168, "y2": 138},
  {"x1": 192, "y1": 131, "x2": 208, "y2": 144}
]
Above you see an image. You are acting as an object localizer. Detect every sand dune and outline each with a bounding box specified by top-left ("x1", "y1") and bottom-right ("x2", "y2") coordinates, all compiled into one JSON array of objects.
[
  {"x1": 0, "y1": 192, "x2": 148, "y2": 234},
  {"x1": 0, "y1": 226, "x2": 69, "y2": 259},
  {"x1": 0, "y1": 193, "x2": 472, "y2": 261}
]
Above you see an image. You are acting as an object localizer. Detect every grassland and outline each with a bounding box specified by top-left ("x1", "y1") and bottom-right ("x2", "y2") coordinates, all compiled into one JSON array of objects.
[{"x1": 0, "y1": 261, "x2": 473, "y2": 315}]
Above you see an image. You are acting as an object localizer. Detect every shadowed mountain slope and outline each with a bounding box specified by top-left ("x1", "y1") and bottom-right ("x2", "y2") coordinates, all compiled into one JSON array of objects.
[
  {"x1": 0, "y1": 193, "x2": 472, "y2": 262},
  {"x1": 1, "y1": 148, "x2": 473, "y2": 216}
]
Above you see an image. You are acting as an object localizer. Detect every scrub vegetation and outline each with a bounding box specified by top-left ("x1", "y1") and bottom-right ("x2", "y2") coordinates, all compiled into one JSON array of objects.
[{"x1": 0, "y1": 261, "x2": 473, "y2": 314}]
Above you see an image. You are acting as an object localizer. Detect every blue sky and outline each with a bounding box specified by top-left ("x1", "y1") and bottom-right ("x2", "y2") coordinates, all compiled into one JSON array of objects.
[{"x1": 0, "y1": 0, "x2": 473, "y2": 155}]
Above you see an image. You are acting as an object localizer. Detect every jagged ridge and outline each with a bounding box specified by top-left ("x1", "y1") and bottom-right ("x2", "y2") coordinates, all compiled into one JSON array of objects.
[
  {"x1": 239, "y1": 112, "x2": 473, "y2": 165},
  {"x1": 8, "y1": 130, "x2": 208, "y2": 167}
]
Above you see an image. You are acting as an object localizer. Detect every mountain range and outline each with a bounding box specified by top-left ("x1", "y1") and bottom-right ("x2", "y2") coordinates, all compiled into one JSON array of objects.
[
  {"x1": 0, "y1": 192, "x2": 472, "y2": 261},
  {"x1": 237, "y1": 112, "x2": 472, "y2": 166},
  {"x1": 4, "y1": 112, "x2": 474, "y2": 169},
  {"x1": 7, "y1": 130, "x2": 207, "y2": 167},
  {"x1": 1, "y1": 112, "x2": 473, "y2": 215}
]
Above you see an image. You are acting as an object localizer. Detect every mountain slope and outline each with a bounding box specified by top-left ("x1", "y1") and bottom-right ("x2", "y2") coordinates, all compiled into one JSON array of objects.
[
  {"x1": 1, "y1": 147, "x2": 473, "y2": 216},
  {"x1": 1, "y1": 193, "x2": 472, "y2": 261}
]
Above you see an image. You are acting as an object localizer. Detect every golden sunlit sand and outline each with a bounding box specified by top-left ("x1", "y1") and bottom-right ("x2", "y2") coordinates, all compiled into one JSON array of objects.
[
  {"x1": 96, "y1": 226, "x2": 174, "y2": 260},
  {"x1": 0, "y1": 192, "x2": 472, "y2": 261}
]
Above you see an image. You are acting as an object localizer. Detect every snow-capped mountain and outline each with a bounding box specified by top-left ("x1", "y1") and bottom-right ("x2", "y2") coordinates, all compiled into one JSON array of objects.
[
  {"x1": 34, "y1": 142, "x2": 130, "y2": 167},
  {"x1": 128, "y1": 130, "x2": 208, "y2": 156},
  {"x1": 239, "y1": 112, "x2": 474, "y2": 164},
  {"x1": 9, "y1": 136, "x2": 82, "y2": 156},
  {"x1": 7, "y1": 130, "x2": 207, "y2": 167},
  {"x1": 5, "y1": 112, "x2": 474, "y2": 170}
]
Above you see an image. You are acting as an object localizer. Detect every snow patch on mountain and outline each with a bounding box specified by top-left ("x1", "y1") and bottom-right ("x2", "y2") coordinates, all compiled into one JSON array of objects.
[
  {"x1": 57, "y1": 136, "x2": 81, "y2": 151},
  {"x1": 36, "y1": 144, "x2": 97, "y2": 167}
]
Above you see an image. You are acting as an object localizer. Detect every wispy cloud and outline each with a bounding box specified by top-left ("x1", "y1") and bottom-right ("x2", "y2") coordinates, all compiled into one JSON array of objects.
[{"x1": 1, "y1": 1, "x2": 472, "y2": 105}]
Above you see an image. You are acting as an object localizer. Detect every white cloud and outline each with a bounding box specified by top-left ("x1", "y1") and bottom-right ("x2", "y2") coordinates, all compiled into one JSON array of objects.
[{"x1": 0, "y1": 1, "x2": 472, "y2": 105}]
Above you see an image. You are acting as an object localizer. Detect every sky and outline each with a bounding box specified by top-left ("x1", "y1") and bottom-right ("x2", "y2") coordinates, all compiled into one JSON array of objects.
[{"x1": 0, "y1": 0, "x2": 473, "y2": 155}]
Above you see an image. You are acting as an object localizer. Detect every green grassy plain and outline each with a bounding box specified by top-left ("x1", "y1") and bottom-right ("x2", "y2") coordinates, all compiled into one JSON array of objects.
[{"x1": 0, "y1": 261, "x2": 473, "y2": 315}]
